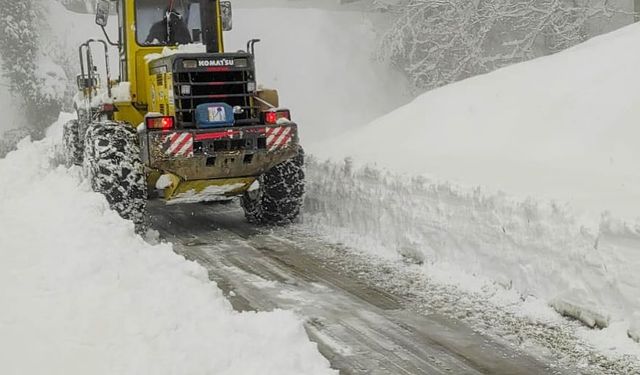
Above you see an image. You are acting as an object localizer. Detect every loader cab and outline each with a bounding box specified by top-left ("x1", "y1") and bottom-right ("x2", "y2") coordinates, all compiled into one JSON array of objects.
[
  {"x1": 99, "y1": 0, "x2": 229, "y2": 112},
  {"x1": 136, "y1": 0, "x2": 204, "y2": 46}
]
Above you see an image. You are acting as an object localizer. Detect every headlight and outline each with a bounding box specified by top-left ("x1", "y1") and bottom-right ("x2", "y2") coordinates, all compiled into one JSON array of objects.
[
  {"x1": 182, "y1": 60, "x2": 198, "y2": 69},
  {"x1": 235, "y1": 58, "x2": 249, "y2": 68}
]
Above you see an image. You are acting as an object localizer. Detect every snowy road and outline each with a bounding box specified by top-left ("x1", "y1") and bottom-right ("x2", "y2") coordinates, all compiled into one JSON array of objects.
[{"x1": 149, "y1": 201, "x2": 569, "y2": 374}]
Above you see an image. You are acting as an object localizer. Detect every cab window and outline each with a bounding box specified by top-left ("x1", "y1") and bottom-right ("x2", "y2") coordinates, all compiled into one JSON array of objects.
[{"x1": 136, "y1": 0, "x2": 203, "y2": 46}]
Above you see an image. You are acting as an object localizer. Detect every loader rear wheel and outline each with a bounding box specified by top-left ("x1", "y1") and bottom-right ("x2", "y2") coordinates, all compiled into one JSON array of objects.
[
  {"x1": 63, "y1": 119, "x2": 83, "y2": 167},
  {"x1": 241, "y1": 147, "x2": 305, "y2": 225},
  {"x1": 83, "y1": 121, "x2": 147, "y2": 228}
]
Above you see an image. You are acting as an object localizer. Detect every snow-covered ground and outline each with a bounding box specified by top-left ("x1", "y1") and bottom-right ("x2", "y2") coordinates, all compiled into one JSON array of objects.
[
  {"x1": 0, "y1": 116, "x2": 334, "y2": 374},
  {"x1": 305, "y1": 23, "x2": 640, "y2": 357}
]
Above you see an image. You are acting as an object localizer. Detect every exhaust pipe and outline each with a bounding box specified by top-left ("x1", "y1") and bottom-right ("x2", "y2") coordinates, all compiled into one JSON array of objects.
[{"x1": 200, "y1": 0, "x2": 220, "y2": 53}]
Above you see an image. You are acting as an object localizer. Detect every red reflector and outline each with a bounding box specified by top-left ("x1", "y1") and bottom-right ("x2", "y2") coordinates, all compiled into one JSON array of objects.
[
  {"x1": 146, "y1": 116, "x2": 175, "y2": 130},
  {"x1": 263, "y1": 110, "x2": 291, "y2": 125}
]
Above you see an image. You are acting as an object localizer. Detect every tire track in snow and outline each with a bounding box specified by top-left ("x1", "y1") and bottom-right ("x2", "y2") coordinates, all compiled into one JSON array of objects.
[{"x1": 148, "y1": 201, "x2": 567, "y2": 375}]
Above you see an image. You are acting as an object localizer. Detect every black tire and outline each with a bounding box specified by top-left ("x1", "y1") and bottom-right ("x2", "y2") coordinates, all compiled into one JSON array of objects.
[
  {"x1": 63, "y1": 119, "x2": 83, "y2": 167},
  {"x1": 241, "y1": 147, "x2": 305, "y2": 225},
  {"x1": 83, "y1": 121, "x2": 147, "y2": 228}
]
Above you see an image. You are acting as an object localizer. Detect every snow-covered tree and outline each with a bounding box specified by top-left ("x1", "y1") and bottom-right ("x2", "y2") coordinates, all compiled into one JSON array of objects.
[
  {"x1": 56, "y1": 0, "x2": 97, "y2": 14},
  {"x1": 0, "y1": 0, "x2": 63, "y2": 138},
  {"x1": 380, "y1": 0, "x2": 624, "y2": 91},
  {"x1": 368, "y1": 0, "x2": 407, "y2": 11}
]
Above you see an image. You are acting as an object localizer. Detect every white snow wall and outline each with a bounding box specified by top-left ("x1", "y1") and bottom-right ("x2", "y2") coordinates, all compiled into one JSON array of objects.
[
  {"x1": 304, "y1": 159, "x2": 640, "y2": 331},
  {"x1": 0, "y1": 117, "x2": 334, "y2": 375}
]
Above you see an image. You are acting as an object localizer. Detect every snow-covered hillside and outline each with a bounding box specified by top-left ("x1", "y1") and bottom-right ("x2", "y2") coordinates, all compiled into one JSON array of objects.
[
  {"x1": 312, "y1": 23, "x2": 640, "y2": 220},
  {"x1": 0, "y1": 116, "x2": 334, "y2": 374},
  {"x1": 306, "y1": 23, "x2": 640, "y2": 354}
]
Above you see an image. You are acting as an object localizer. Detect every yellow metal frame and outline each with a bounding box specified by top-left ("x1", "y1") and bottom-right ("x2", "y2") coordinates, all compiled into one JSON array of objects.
[
  {"x1": 104, "y1": 1, "x2": 259, "y2": 202},
  {"x1": 162, "y1": 174, "x2": 255, "y2": 199},
  {"x1": 114, "y1": 0, "x2": 225, "y2": 126}
]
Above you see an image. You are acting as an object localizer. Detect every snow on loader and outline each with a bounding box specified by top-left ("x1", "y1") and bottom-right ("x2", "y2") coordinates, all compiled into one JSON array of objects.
[{"x1": 63, "y1": 0, "x2": 304, "y2": 229}]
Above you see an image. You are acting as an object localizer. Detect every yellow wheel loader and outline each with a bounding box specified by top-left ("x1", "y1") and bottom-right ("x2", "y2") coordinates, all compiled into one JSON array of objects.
[{"x1": 63, "y1": 0, "x2": 304, "y2": 228}]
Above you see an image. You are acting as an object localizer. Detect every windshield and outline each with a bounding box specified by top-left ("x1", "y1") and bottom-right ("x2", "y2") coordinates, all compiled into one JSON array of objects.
[{"x1": 136, "y1": 0, "x2": 203, "y2": 46}]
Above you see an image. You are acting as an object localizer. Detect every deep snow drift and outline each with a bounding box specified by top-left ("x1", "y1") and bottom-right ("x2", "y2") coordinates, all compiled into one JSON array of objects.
[
  {"x1": 311, "y1": 24, "x2": 640, "y2": 221},
  {"x1": 305, "y1": 23, "x2": 640, "y2": 355},
  {"x1": 0, "y1": 116, "x2": 334, "y2": 374}
]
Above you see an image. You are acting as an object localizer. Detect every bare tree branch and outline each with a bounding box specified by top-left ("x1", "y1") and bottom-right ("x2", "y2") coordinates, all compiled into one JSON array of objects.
[{"x1": 379, "y1": 0, "x2": 628, "y2": 92}]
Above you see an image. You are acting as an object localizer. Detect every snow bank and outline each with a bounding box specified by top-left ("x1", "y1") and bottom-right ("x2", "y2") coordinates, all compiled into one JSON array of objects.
[
  {"x1": 311, "y1": 23, "x2": 640, "y2": 221},
  {"x1": 305, "y1": 158, "x2": 640, "y2": 350},
  {"x1": 0, "y1": 115, "x2": 333, "y2": 375},
  {"x1": 305, "y1": 23, "x2": 640, "y2": 347}
]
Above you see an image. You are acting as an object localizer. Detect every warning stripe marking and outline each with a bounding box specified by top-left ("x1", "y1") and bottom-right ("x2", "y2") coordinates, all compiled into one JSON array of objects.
[
  {"x1": 167, "y1": 133, "x2": 189, "y2": 154},
  {"x1": 162, "y1": 127, "x2": 292, "y2": 156},
  {"x1": 273, "y1": 127, "x2": 291, "y2": 149},
  {"x1": 266, "y1": 126, "x2": 293, "y2": 150},
  {"x1": 266, "y1": 126, "x2": 284, "y2": 147},
  {"x1": 174, "y1": 135, "x2": 193, "y2": 157},
  {"x1": 162, "y1": 132, "x2": 194, "y2": 158}
]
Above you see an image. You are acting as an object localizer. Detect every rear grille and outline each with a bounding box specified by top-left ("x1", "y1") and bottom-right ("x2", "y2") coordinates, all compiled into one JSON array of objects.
[{"x1": 173, "y1": 70, "x2": 259, "y2": 128}]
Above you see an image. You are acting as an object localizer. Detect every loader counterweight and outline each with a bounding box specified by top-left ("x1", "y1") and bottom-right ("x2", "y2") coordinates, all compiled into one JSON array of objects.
[{"x1": 142, "y1": 124, "x2": 299, "y2": 200}]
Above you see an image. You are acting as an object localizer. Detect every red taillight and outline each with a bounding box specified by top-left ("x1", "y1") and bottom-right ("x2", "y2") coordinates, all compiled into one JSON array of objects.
[
  {"x1": 146, "y1": 116, "x2": 175, "y2": 130},
  {"x1": 263, "y1": 110, "x2": 291, "y2": 125},
  {"x1": 265, "y1": 111, "x2": 278, "y2": 124}
]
